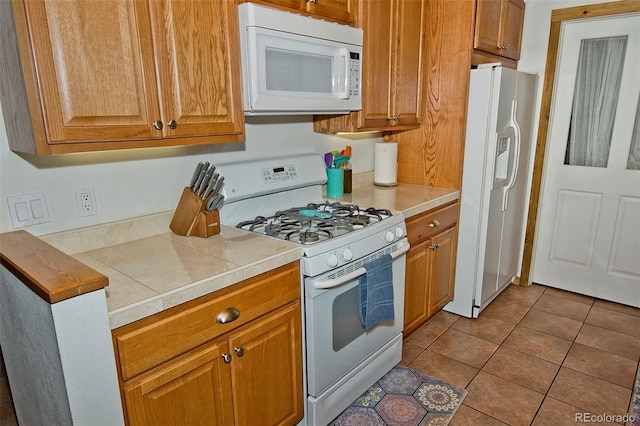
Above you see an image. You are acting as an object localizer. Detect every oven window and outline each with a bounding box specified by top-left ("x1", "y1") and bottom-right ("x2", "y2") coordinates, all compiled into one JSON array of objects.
[{"x1": 332, "y1": 286, "x2": 365, "y2": 351}]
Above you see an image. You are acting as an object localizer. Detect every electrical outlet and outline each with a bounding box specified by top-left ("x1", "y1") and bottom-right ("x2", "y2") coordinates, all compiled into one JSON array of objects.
[{"x1": 74, "y1": 186, "x2": 98, "y2": 217}]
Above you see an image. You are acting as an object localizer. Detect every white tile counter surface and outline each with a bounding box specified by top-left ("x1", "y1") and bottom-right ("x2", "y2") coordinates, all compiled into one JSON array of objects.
[
  {"x1": 329, "y1": 172, "x2": 459, "y2": 218},
  {"x1": 39, "y1": 173, "x2": 458, "y2": 330}
]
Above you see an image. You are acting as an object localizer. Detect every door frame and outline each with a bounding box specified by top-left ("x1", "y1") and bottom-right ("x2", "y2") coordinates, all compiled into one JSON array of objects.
[{"x1": 521, "y1": 0, "x2": 640, "y2": 285}]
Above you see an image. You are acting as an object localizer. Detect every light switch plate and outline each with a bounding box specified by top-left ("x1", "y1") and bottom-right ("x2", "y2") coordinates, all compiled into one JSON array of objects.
[{"x1": 7, "y1": 192, "x2": 51, "y2": 229}]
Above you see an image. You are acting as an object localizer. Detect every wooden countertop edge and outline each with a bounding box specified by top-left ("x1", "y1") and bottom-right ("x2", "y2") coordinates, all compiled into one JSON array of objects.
[{"x1": 0, "y1": 230, "x2": 108, "y2": 304}]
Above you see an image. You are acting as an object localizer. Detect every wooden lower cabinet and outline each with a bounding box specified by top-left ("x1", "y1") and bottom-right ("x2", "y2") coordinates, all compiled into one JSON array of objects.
[
  {"x1": 403, "y1": 202, "x2": 459, "y2": 337},
  {"x1": 113, "y1": 262, "x2": 303, "y2": 426},
  {"x1": 123, "y1": 341, "x2": 234, "y2": 425},
  {"x1": 228, "y1": 302, "x2": 303, "y2": 426}
]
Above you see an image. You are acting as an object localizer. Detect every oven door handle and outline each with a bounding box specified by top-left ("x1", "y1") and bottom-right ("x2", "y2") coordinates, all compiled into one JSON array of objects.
[{"x1": 312, "y1": 242, "x2": 410, "y2": 290}]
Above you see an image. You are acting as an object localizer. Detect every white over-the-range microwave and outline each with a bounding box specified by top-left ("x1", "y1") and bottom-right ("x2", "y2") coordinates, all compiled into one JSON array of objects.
[{"x1": 238, "y1": 3, "x2": 363, "y2": 115}]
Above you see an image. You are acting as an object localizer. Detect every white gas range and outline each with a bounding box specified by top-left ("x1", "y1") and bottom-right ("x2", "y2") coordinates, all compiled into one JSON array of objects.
[{"x1": 216, "y1": 154, "x2": 408, "y2": 425}]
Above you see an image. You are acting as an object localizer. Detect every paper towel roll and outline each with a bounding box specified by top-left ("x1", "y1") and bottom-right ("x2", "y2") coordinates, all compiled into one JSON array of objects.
[{"x1": 374, "y1": 142, "x2": 398, "y2": 186}]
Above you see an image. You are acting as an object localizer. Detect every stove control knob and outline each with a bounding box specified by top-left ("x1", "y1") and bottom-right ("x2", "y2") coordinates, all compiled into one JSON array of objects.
[
  {"x1": 342, "y1": 248, "x2": 353, "y2": 261},
  {"x1": 326, "y1": 254, "x2": 339, "y2": 267},
  {"x1": 385, "y1": 231, "x2": 395, "y2": 243},
  {"x1": 395, "y1": 227, "x2": 404, "y2": 238}
]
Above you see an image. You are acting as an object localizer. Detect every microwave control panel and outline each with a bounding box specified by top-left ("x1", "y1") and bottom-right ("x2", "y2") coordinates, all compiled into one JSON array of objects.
[{"x1": 349, "y1": 52, "x2": 361, "y2": 96}]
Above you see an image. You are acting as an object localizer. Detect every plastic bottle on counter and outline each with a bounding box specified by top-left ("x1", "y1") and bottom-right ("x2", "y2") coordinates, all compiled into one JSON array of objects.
[{"x1": 343, "y1": 161, "x2": 352, "y2": 194}]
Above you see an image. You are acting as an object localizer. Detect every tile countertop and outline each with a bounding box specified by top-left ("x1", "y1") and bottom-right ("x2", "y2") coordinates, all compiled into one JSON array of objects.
[
  {"x1": 327, "y1": 172, "x2": 459, "y2": 218},
  {"x1": 38, "y1": 173, "x2": 458, "y2": 330}
]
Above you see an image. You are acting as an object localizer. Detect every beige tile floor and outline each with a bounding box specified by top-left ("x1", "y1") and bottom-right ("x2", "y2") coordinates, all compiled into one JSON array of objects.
[{"x1": 402, "y1": 283, "x2": 640, "y2": 426}]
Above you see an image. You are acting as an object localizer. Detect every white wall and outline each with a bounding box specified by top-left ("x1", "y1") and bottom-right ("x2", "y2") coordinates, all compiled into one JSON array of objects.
[
  {"x1": 0, "y1": 108, "x2": 379, "y2": 235},
  {"x1": 1, "y1": 0, "x2": 615, "y2": 237}
]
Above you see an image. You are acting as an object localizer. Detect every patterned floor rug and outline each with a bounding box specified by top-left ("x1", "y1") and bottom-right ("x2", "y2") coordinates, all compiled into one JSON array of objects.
[
  {"x1": 630, "y1": 363, "x2": 640, "y2": 426},
  {"x1": 331, "y1": 364, "x2": 467, "y2": 426}
]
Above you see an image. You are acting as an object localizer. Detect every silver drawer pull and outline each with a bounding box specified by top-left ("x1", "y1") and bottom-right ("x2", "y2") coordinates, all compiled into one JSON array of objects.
[
  {"x1": 217, "y1": 308, "x2": 240, "y2": 324},
  {"x1": 234, "y1": 347, "x2": 245, "y2": 357},
  {"x1": 221, "y1": 353, "x2": 232, "y2": 364},
  {"x1": 429, "y1": 220, "x2": 440, "y2": 228}
]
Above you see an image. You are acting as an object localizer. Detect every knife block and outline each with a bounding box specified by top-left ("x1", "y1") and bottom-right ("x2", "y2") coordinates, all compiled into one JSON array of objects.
[{"x1": 170, "y1": 187, "x2": 221, "y2": 238}]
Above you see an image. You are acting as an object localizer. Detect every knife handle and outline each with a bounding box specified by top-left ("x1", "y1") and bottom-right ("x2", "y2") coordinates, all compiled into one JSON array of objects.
[{"x1": 190, "y1": 162, "x2": 204, "y2": 189}]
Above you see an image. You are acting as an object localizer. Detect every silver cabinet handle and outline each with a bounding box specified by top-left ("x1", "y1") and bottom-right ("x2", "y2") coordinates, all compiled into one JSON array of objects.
[
  {"x1": 221, "y1": 353, "x2": 232, "y2": 364},
  {"x1": 234, "y1": 347, "x2": 244, "y2": 357},
  {"x1": 429, "y1": 243, "x2": 439, "y2": 250},
  {"x1": 153, "y1": 120, "x2": 163, "y2": 130},
  {"x1": 216, "y1": 308, "x2": 240, "y2": 324},
  {"x1": 167, "y1": 119, "x2": 177, "y2": 129},
  {"x1": 429, "y1": 220, "x2": 440, "y2": 228}
]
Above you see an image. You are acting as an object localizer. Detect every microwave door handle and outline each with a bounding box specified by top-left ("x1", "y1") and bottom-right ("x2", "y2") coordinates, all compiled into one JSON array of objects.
[
  {"x1": 312, "y1": 241, "x2": 410, "y2": 289},
  {"x1": 337, "y1": 48, "x2": 350, "y2": 99}
]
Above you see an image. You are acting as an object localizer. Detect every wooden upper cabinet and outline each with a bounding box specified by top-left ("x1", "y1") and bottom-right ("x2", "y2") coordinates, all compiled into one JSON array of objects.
[
  {"x1": 313, "y1": 0, "x2": 424, "y2": 134},
  {"x1": 18, "y1": 0, "x2": 161, "y2": 144},
  {"x1": 148, "y1": 0, "x2": 244, "y2": 140},
  {"x1": 387, "y1": 0, "x2": 423, "y2": 129},
  {"x1": 357, "y1": 0, "x2": 394, "y2": 129},
  {"x1": 2, "y1": 0, "x2": 244, "y2": 154},
  {"x1": 474, "y1": 0, "x2": 525, "y2": 61},
  {"x1": 305, "y1": 0, "x2": 355, "y2": 24},
  {"x1": 247, "y1": 0, "x2": 356, "y2": 24}
]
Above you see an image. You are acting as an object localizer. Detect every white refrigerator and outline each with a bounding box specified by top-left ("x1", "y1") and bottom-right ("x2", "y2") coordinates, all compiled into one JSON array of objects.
[{"x1": 444, "y1": 64, "x2": 538, "y2": 318}]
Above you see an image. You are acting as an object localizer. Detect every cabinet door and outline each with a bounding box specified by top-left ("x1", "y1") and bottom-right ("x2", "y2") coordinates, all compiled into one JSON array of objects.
[
  {"x1": 257, "y1": 0, "x2": 305, "y2": 12},
  {"x1": 315, "y1": 0, "x2": 422, "y2": 132},
  {"x1": 228, "y1": 302, "x2": 304, "y2": 426},
  {"x1": 358, "y1": 0, "x2": 393, "y2": 129},
  {"x1": 123, "y1": 341, "x2": 234, "y2": 426},
  {"x1": 429, "y1": 226, "x2": 457, "y2": 315},
  {"x1": 20, "y1": 0, "x2": 161, "y2": 143},
  {"x1": 148, "y1": 0, "x2": 244, "y2": 139},
  {"x1": 256, "y1": 0, "x2": 354, "y2": 23},
  {"x1": 474, "y1": 0, "x2": 502, "y2": 56},
  {"x1": 403, "y1": 240, "x2": 430, "y2": 337},
  {"x1": 500, "y1": 0, "x2": 524, "y2": 60},
  {"x1": 306, "y1": 0, "x2": 355, "y2": 24},
  {"x1": 360, "y1": 0, "x2": 423, "y2": 129},
  {"x1": 474, "y1": 0, "x2": 524, "y2": 60},
  {"x1": 390, "y1": 0, "x2": 423, "y2": 128}
]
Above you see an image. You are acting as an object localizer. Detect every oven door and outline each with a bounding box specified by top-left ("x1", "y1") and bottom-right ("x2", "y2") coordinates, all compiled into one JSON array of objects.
[{"x1": 304, "y1": 239, "x2": 408, "y2": 397}]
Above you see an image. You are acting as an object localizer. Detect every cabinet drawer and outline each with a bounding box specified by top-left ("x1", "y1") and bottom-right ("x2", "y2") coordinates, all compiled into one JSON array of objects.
[
  {"x1": 113, "y1": 262, "x2": 299, "y2": 381},
  {"x1": 406, "y1": 202, "x2": 459, "y2": 245}
]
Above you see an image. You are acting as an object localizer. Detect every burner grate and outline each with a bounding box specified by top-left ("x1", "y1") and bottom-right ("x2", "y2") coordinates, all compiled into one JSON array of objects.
[{"x1": 236, "y1": 201, "x2": 392, "y2": 243}]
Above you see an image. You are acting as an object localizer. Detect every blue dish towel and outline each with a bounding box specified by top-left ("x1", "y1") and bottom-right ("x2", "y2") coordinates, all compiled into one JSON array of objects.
[{"x1": 358, "y1": 254, "x2": 394, "y2": 330}]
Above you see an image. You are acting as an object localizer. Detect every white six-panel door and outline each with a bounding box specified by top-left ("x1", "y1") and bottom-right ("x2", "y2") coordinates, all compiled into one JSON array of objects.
[{"x1": 532, "y1": 13, "x2": 640, "y2": 307}]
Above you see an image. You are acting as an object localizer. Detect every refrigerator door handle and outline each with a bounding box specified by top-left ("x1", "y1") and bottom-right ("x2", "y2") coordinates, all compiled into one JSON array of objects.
[{"x1": 502, "y1": 99, "x2": 521, "y2": 211}]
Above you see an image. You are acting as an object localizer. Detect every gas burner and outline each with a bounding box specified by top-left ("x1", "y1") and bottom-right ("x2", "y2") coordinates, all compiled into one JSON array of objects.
[
  {"x1": 235, "y1": 201, "x2": 393, "y2": 244},
  {"x1": 285, "y1": 229, "x2": 333, "y2": 244}
]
